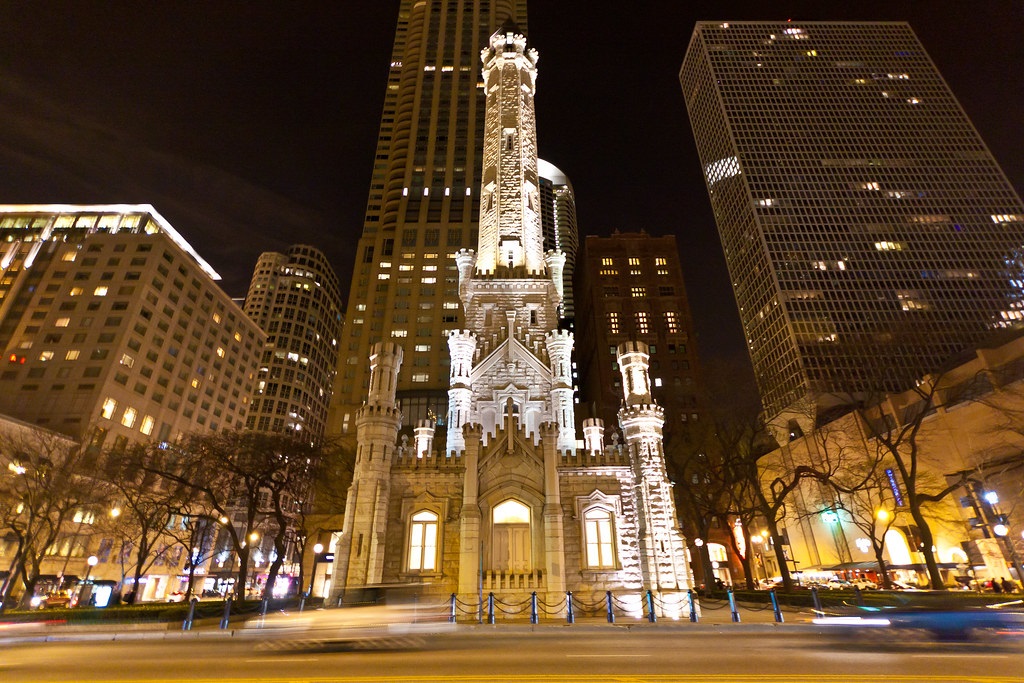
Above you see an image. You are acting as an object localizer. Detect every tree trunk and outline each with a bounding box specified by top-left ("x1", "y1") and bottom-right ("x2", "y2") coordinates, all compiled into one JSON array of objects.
[
  {"x1": 873, "y1": 545, "x2": 892, "y2": 589},
  {"x1": 908, "y1": 502, "x2": 944, "y2": 589}
]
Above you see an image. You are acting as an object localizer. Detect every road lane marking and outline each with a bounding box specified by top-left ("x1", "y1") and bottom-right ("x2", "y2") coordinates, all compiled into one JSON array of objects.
[{"x1": 566, "y1": 653, "x2": 651, "y2": 657}]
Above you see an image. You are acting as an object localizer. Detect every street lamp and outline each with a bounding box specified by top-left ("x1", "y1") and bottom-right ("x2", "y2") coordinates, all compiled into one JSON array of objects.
[
  {"x1": 308, "y1": 543, "x2": 324, "y2": 598},
  {"x1": 84, "y1": 555, "x2": 98, "y2": 581}
]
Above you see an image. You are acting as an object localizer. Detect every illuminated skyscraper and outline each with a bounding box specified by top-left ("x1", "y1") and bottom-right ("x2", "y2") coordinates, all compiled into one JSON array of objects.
[
  {"x1": 331, "y1": 1, "x2": 528, "y2": 437},
  {"x1": 681, "y1": 22, "x2": 1024, "y2": 433},
  {"x1": 242, "y1": 245, "x2": 344, "y2": 441}
]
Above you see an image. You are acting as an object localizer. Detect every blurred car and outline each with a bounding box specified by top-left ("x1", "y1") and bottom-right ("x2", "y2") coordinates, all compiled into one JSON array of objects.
[
  {"x1": 165, "y1": 591, "x2": 186, "y2": 603},
  {"x1": 889, "y1": 581, "x2": 923, "y2": 591},
  {"x1": 814, "y1": 602, "x2": 1024, "y2": 641},
  {"x1": 246, "y1": 584, "x2": 454, "y2": 650},
  {"x1": 826, "y1": 578, "x2": 876, "y2": 590}
]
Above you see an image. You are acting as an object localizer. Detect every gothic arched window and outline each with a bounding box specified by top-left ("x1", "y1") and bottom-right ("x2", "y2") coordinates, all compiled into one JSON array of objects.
[
  {"x1": 408, "y1": 510, "x2": 439, "y2": 571},
  {"x1": 583, "y1": 507, "x2": 616, "y2": 569}
]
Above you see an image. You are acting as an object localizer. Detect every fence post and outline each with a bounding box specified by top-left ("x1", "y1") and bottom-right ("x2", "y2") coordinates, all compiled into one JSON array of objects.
[
  {"x1": 449, "y1": 593, "x2": 457, "y2": 623},
  {"x1": 727, "y1": 588, "x2": 741, "y2": 623},
  {"x1": 566, "y1": 591, "x2": 575, "y2": 624},
  {"x1": 769, "y1": 588, "x2": 784, "y2": 623},
  {"x1": 487, "y1": 592, "x2": 495, "y2": 625},
  {"x1": 811, "y1": 586, "x2": 823, "y2": 613},
  {"x1": 531, "y1": 592, "x2": 539, "y2": 625},
  {"x1": 219, "y1": 596, "x2": 233, "y2": 630},
  {"x1": 606, "y1": 591, "x2": 615, "y2": 623},
  {"x1": 646, "y1": 589, "x2": 656, "y2": 623},
  {"x1": 182, "y1": 597, "x2": 198, "y2": 631},
  {"x1": 688, "y1": 589, "x2": 699, "y2": 623}
]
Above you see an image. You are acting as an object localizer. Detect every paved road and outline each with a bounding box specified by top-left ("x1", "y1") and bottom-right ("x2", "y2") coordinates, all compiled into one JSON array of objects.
[{"x1": 2, "y1": 625, "x2": 1023, "y2": 683}]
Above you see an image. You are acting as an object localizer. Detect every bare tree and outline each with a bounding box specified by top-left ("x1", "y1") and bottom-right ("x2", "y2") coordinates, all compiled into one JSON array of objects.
[{"x1": 0, "y1": 423, "x2": 109, "y2": 609}]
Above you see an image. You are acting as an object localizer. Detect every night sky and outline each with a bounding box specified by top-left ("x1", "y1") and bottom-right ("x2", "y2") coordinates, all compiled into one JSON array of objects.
[{"x1": 1, "y1": 1, "x2": 1021, "y2": 378}]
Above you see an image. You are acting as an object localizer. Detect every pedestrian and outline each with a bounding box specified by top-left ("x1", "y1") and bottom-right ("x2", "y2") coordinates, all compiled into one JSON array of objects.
[
  {"x1": 992, "y1": 579, "x2": 1003, "y2": 593},
  {"x1": 1001, "y1": 578, "x2": 1016, "y2": 593}
]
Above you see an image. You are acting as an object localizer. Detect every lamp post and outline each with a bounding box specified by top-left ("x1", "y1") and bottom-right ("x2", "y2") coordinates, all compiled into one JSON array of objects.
[
  {"x1": 751, "y1": 534, "x2": 768, "y2": 587},
  {"x1": 308, "y1": 543, "x2": 324, "y2": 598}
]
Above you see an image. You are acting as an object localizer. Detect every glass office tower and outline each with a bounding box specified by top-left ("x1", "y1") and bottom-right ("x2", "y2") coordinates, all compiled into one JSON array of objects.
[{"x1": 681, "y1": 22, "x2": 1024, "y2": 428}]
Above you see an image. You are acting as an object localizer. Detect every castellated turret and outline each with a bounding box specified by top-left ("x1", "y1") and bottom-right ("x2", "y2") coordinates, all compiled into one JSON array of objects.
[
  {"x1": 582, "y1": 417, "x2": 605, "y2": 455},
  {"x1": 616, "y1": 341, "x2": 691, "y2": 593},
  {"x1": 545, "y1": 329, "x2": 576, "y2": 451},
  {"x1": 476, "y1": 23, "x2": 543, "y2": 275},
  {"x1": 333, "y1": 341, "x2": 404, "y2": 593},
  {"x1": 544, "y1": 249, "x2": 566, "y2": 308},
  {"x1": 446, "y1": 330, "x2": 477, "y2": 453}
]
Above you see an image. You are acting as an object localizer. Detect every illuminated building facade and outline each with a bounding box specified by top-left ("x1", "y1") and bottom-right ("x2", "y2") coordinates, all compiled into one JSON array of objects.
[
  {"x1": 680, "y1": 22, "x2": 1024, "y2": 433},
  {"x1": 242, "y1": 245, "x2": 344, "y2": 441},
  {"x1": 331, "y1": 25, "x2": 693, "y2": 614},
  {"x1": 0, "y1": 205, "x2": 263, "y2": 445},
  {"x1": 331, "y1": 0, "x2": 531, "y2": 439}
]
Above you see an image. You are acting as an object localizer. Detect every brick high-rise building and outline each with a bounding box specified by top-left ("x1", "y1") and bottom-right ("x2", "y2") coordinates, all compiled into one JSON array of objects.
[
  {"x1": 575, "y1": 232, "x2": 702, "y2": 440},
  {"x1": 680, "y1": 22, "x2": 1024, "y2": 434},
  {"x1": 0, "y1": 205, "x2": 264, "y2": 446}
]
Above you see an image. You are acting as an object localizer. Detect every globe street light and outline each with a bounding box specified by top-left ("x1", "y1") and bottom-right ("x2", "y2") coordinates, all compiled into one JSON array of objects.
[{"x1": 309, "y1": 543, "x2": 325, "y2": 598}]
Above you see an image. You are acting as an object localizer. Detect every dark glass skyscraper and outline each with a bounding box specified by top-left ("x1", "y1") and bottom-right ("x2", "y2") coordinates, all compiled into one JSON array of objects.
[{"x1": 681, "y1": 22, "x2": 1024, "y2": 430}]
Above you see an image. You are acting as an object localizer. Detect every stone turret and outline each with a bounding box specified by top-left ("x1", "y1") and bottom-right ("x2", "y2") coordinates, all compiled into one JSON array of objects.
[
  {"x1": 616, "y1": 341, "x2": 692, "y2": 596},
  {"x1": 545, "y1": 329, "x2": 576, "y2": 451},
  {"x1": 582, "y1": 417, "x2": 605, "y2": 455},
  {"x1": 332, "y1": 342, "x2": 404, "y2": 596},
  {"x1": 446, "y1": 330, "x2": 477, "y2": 453}
]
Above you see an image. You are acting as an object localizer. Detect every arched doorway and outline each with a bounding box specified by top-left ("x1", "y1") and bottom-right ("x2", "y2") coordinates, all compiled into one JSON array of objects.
[{"x1": 492, "y1": 500, "x2": 531, "y2": 573}]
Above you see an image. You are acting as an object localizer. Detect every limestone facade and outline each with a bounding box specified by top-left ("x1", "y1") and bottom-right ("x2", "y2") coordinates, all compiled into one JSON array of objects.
[{"x1": 331, "y1": 26, "x2": 692, "y2": 614}]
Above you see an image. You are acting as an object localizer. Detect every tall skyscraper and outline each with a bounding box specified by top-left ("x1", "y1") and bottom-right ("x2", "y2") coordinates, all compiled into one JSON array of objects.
[
  {"x1": 681, "y1": 22, "x2": 1024, "y2": 432},
  {"x1": 537, "y1": 159, "x2": 578, "y2": 322},
  {"x1": 242, "y1": 245, "x2": 344, "y2": 441},
  {"x1": 331, "y1": 1, "x2": 529, "y2": 437},
  {"x1": 0, "y1": 205, "x2": 264, "y2": 446}
]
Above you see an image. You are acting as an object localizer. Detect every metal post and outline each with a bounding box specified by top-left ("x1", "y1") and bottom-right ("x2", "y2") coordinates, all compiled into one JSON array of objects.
[
  {"x1": 769, "y1": 589, "x2": 784, "y2": 623},
  {"x1": 727, "y1": 589, "x2": 741, "y2": 622},
  {"x1": 487, "y1": 592, "x2": 495, "y2": 625},
  {"x1": 531, "y1": 592, "x2": 538, "y2": 625},
  {"x1": 566, "y1": 591, "x2": 575, "y2": 624},
  {"x1": 219, "y1": 596, "x2": 233, "y2": 630},
  {"x1": 811, "y1": 586, "x2": 822, "y2": 612},
  {"x1": 298, "y1": 595, "x2": 306, "y2": 613},
  {"x1": 260, "y1": 595, "x2": 269, "y2": 616},
  {"x1": 854, "y1": 585, "x2": 865, "y2": 606},
  {"x1": 646, "y1": 590, "x2": 656, "y2": 623},
  {"x1": 182, "y1": 598, "x2": 198, "y2": 631},
  {"x1": 449, "y1": 593, "x2": 457, "y2": 623},
  {"x1": 688, "y1": 589, "x2": 699, "y2": 623},
  {"x1": 605, "y1": 591, "x2": 614, "y2": 623}
]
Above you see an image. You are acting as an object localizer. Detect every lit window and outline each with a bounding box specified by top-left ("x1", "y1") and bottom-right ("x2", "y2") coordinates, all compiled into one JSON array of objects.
[
  {"x1": 664, "y1": 312, "x2": 679, "y2": 334},
  {"x1": 584, "y1": 508, "x2": 616, "y2": 568},
  {"x1": 392, "y1": 329, "x2": 408, "y2": 338},
  {"x1": 408, "y1": 510, "x2": 438, "y2": 571},
  {"x1": 443, "y1": 302, "x2": 459, "y2": 309},
  {"x1": 56, "y1": 317, "x2": 70, "y2": 327},
  {"x1": 378, "y1": 273, "x2": 391, "y2": 280},
  {"x1": 399, "y1": 264, "x2": 414, "y2": 272},
  {"x1": 421, "y1": 277, "x2": 436, "y2": 284},
  {"x1": 61, "y1": 251, "x2": 77, "y2": 262},
  {"x1": 94, "y1": 286, "x2": 108, "y2": 296},
  {"x1": 101, "y1": 398, "x2": 117, "y2": 419},
  {"x1": 120, "y1": 354, "x2": 134, "y2": 368},
  {"x1": 121, "y1": 407, "x2": 137, "y2": 428},
  {"x1": 655, "y1": 258, "x2": 667, "y2": 266},
  {"x1": 631, "y1": 287, "x2": 646, "y2": 298},
  {"x1": 654, "y1": 377, "x2": 663, "y2": 387},
  {"x1": 628, "y1": 258, "x2": 640, "y2": 266},
  {"x1": 356, "y1": 304, "x2": 367, "y2": 311},
  {"x1": 213, "y1": 313, "x2": 222, "y2": 324},
  {"x1": 69, "y1": 287, "x2": 83, "y2": 297},
  {"x1": 414, "y1": 344, "x2": 431, "y2": 352},
  {"x1": 216, "y1": 347, "x2": 225, "y2": 358},
  {"x1": 140, "y1": 415, "x2": 155, "y2": 436},
  {"x1": 601, "y1": 258, "x2": 614, "y2": 266},
  {"x1": 875, "y1": 241, "x2": 903, "y2": 251},
  {"x1": 39, "y1": 351, "x2": 54, "y2": 362},
  {"x1": 412, "y1": 372, "x2": 429, "y2": 382},
  {"x1": 608, "y1": 312, "x2": 620, "y2": 334},
  {"x1": 65, "y1": 350, "x2": 80, "y2": 361},
  {"x1": 636, "y1": 312, "x2": 650, "y2": 334}
]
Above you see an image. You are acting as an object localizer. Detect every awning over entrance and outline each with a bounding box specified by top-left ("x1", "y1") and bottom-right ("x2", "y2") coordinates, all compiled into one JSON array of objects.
[{"x1": 826, "y1": 561, "x2": 962, "y2": 572}]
